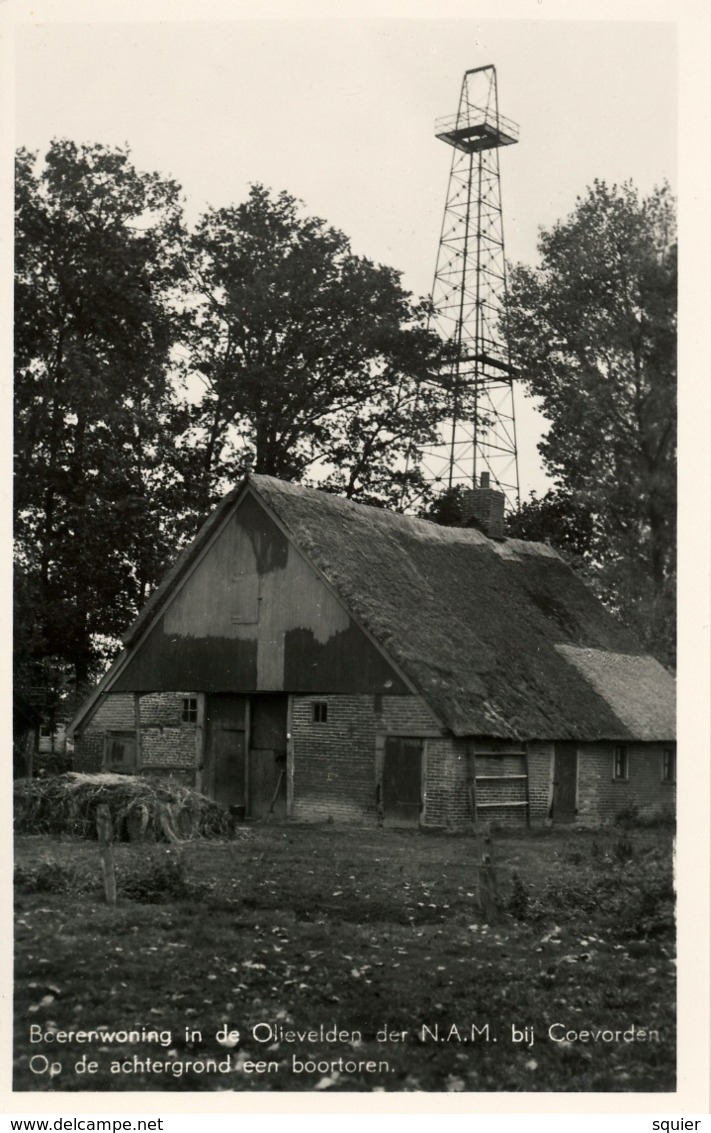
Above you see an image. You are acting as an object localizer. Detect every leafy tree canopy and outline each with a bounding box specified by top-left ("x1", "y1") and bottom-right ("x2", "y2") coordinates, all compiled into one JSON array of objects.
[
  {"x1": 15, "y1": 152, "x2": 449, "y2": 702},
  {"x1": 15, "y1": 141, "x2": 189, "y2": 697},
  {"x1": 505, "y1": 180, "x2": 676, "y2": 665},
  {"x1": 182, "y1": 184, "x2": 446, "y2": 509}
]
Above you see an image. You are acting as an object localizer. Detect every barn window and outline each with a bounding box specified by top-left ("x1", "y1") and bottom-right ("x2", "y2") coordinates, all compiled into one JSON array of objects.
[
  {"x1": 182, "y1": 696, "x2": 198, "y2": 724},
  {"x1": 230, "y1": 575, "x2": 260, "y2": 624},
  {"x1": 106, "y1": 732, "x2": 137, "y2": 773},
  {"x1": 312, "y1": 701, "x2": 328, "y2": 724},
  {"x1": 613, "y1": 745, "x2": 629, "y2": 780},
  {"x1": 662, "y1": 748, "x2": 676, "y2": 783}
]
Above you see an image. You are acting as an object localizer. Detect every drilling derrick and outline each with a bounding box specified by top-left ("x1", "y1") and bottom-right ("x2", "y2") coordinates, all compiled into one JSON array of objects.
[{"x1": 421, "y1": 65, "x2": 520, "y2": 507}]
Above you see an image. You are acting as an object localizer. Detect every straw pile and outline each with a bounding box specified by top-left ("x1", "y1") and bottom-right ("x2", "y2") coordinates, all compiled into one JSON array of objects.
[{"x1": 14, "y1": 772, "x2": 233, "y2": 842}]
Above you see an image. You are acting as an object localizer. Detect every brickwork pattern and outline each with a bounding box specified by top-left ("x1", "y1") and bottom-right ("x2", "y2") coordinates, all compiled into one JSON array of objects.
[
  {"x1": 73, "y1": 732, "x2": 104, "y2": 773},
  {"x1": 423, "y1": 737, "x2": 470, "y2": 828},
  {"x1": 75, "y1": 691, "x2": 197, "y2": 781},
  {"x1": 375, "y1": 696, "x2": 445, "y2": 735},
  {"x1": 291, "y1": 694, "x2": 443, "y2": 824},
  {"x1": 88, "y1": 694, "x2": 135, "y2": 731},
  {"x1": 140, "y1": 692, "x2": 193, "y2": 727},
  {"x1": 77, "y1": 692, "x2": 675, "y2": 828},
  {"x1": 576, "y1": 742, "x2": 676, "y2": 824},
  {"x1": 461, "y1": 488, "x2": 505, "y2": 539},
  {"x1": 293, "y1": 696, "x2": 546, "y2": 830},
  {"x1": 291, "y1": 695, "x2": 378, "y2": 823},
  {"x1": 526, "y1": 743, "x2": 554, "y2": 825},
  {"x1": 140, "y1": 725, "x2": 196, "y2": 771}
]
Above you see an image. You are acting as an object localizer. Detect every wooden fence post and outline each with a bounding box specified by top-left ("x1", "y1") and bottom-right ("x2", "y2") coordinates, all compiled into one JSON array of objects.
[
  {"x1": 97, "y1": 803, "x2": 117, "y2": 906},
  {"x1": 477, "y1": 833, "x2": 502, "y2": 923}
]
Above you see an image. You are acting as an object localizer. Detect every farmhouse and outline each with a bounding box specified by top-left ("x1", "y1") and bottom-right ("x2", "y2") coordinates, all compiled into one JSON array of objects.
[{"x1": 70, "y1": 474, "x2": 676, "y2": 829}]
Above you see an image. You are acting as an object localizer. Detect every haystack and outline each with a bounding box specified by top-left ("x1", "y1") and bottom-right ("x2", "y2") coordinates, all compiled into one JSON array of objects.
[{"x1": 13, "y1": 773, "x2": 233, "y2": 842}]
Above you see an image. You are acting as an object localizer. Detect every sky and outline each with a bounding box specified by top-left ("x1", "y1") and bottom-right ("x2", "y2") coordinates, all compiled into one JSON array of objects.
[{"x1": 10, "y1": 10, "x2": 678, "y2": 497}]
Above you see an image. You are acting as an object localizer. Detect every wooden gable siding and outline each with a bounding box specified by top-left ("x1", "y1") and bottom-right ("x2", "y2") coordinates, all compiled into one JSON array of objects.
[{"x1": 112, "y1": 491, "x2": 408, "y2": 696}]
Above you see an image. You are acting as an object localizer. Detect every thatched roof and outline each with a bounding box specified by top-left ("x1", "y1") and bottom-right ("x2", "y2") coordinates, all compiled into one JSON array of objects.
[{"x1": 123, "y1": 475, "x2": 675, "y2": 743}]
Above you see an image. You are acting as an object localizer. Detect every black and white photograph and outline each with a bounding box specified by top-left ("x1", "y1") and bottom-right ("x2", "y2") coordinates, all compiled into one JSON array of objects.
[{"x1": 5, "y1": 0, "x2": 709, "y2": 1111}]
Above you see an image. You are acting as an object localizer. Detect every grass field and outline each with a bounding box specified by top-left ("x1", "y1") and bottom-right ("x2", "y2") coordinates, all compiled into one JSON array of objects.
[{"x1": 14, "y1": 821, "x2": 675, "y2": 1093}]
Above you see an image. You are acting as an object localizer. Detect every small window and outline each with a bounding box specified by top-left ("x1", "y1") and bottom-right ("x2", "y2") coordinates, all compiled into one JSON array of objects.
[
  {"x1": 312, "y1": 701, "x2": 328, "y2": 724},
  {"x1": 38, "y1": 724, "x2": 55, "y2": 753},
  {"x1": 182, "y1": 696, "x2": 198, "y2": 724},
  {"x1": 662, "y1": 748, "x2": 676, "y2": 783},
  {"x1": 106, "y1": 732, "x2": 137, "y2": 773},
  {"x1": 613, "y1": 744, "x2": 629, "y2": 780}
]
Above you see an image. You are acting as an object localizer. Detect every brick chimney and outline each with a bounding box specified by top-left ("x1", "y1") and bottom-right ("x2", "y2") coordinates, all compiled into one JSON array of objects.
[{"x1": 461, "y1": 472, "x2": 506, "y2": 540}]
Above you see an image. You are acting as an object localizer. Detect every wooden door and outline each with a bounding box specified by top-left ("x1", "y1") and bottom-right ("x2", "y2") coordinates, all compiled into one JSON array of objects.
[
  {"x1": 205, "y1": 696, "x2": 247, "y2": 809},
  {"x1": 552, "y1": 742, "x2": 577, "y2": 823},
  {"x1": 382, "y1": 737, "x2": 423, "y2": 827},
  {"x1": 106, "y1": 732, "x2": 137, "y2": 773},
  {"x1": 249, "y1": 695, "x2": 288, "y2": 819}
]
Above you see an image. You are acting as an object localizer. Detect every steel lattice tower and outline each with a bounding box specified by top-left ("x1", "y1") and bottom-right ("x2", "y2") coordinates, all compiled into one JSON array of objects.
[{"x1": 419, "y1": 65, "x2": 520, "y2": 507}]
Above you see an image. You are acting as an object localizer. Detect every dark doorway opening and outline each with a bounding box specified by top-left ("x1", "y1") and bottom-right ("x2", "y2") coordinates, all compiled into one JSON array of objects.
[
  {"x1": 204, "y1": 696, "x2": 247, "y2": 810},
  {"x1": 382, "y1": 736, "x2": 423, "y2": 827},
  {"x1": 248, "y1": 694, "x2": 288, "y2": 819},
  {"x1": 552, "y1": 742, "x2": 577, "y2": 823}
]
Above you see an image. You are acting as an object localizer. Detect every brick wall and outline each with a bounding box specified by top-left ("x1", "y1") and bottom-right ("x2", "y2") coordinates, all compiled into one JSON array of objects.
[
  {"x1": 291, "y1": 695, "x2": 550, "y2": 831},
  {"x1": 291, "y1": 695, "x2": 378, "y2": 823},
  {"x1": 290, "y1": 694, "x2": 444, "y2": 824},
  {"x1": 461, "y1": 487, "x2": 505, "y2": 539},
  {"x1": 76, "y1": 689, "x2": 675, "y2": 828},
  {"x1": 424, "y1": 737, "x2": 470, "y2": 828},
  {"x1": 140, "y1": 692, "x2": 185, "y2": 727},
  {"x1": 527, "y1": 743, "x2": 554, "y2": 825},
  {"x1": 524, "y1": 741, "x2": 675, "y2": 827},
  {"x1": 73, "y1": 731, "x2": 104, "y2": 773},
  {"x1": 74, "y1": 691, "x2": 198, "y2": 782},
  {"x1": 576, "y1": 742, "x2": 676, "y2": 824},
  {"x1": 73, "y1": 694, "x2": 136, "y2": 771},
  {"x1": 140, "y1": 725, "x2": 196, "y2": 771},
  {"x1": 88, "y1": 694, "x2": 135, "y2": 731},
  {"x1": 374, "y1": 696, "x2": 445, "y2": 735}
]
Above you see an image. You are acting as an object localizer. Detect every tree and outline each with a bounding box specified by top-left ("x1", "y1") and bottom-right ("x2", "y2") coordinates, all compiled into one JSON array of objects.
[
  {"x1": 505, "y1": 181, "x2": 676, "y2": 665},
  {"x1": 181, "y1": 185, "x2": 446, "y2": 509},
  {"x1": 15, "y1": 160, "x2": 448, "y2": 708},
  {"x1": 14, "y1": 141, "x2": 189, "y2": 699},
  {"x1": 505, "y1": 489, "x2": 595, "y2": 562}
]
